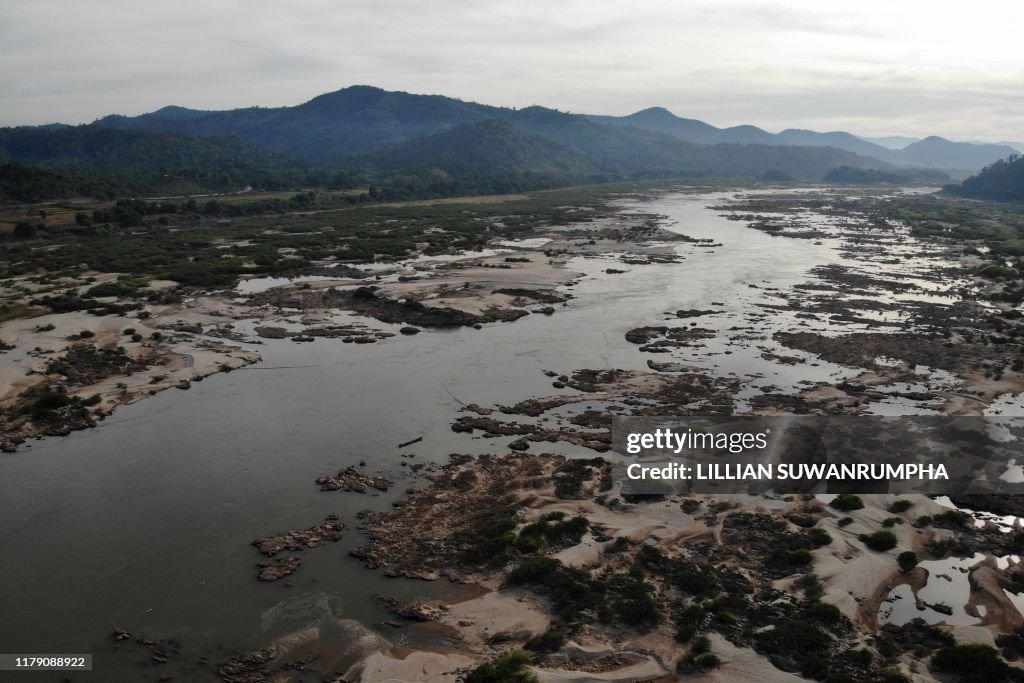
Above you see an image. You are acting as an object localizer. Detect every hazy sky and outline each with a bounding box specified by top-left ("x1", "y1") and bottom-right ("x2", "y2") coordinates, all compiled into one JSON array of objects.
[{"x1": 1, "y1": 0, "x2": 1021, "y2": 141}]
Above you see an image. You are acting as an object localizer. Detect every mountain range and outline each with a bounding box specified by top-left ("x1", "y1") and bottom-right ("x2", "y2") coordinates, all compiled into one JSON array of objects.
[
  {"x1": 1, "y1": 85, "x2": 1018, "y2": 201},
  {"x1": 588, "y1": 106, "x2": 1016, "y2": 171},
  {"x1": 861, "y1": 135, "x2": 1024, "y2": 155},
  {"x1": 87, "y1": 87, "x2": 1015, "y2": 173}
]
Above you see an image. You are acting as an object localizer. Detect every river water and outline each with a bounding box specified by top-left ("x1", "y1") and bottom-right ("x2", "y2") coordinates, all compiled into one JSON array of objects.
[{"x1": 0, "y1": 187, "x2": 1014, "y2": 681}]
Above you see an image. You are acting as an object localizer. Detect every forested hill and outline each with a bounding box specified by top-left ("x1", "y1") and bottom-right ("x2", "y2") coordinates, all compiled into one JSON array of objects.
[
  {"x1": 947, "y1": 155, "x2": 1024, "y2": 202},
  {"x1": 89, "y1": 85, "x2": 895, "y2": 178},
  {"x1": 0, "y1": 85, "x2": 974, "y2": 203},
  {"x1": 0, "y1": 125, "x2": 346, "y2": 199},
  {"x1": 589, "y1": 109, "x2": 1016, "y2": 172}
]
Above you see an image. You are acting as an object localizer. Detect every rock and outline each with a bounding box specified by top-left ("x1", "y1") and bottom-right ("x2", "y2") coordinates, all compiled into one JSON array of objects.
[
  {"x1": 400, "y1": 326, "x2": 421, "y2": 335},
  {"x1": 316, "y1": 467, "x2": 392, "y2": 493},
  {"x1": 252, "y1": 517, "x2": 345, "y2": 556},
  {"x1": 676, "y1": 308, "x2": 720, "y2": 318},
  {"x1": 218, "y1": 649, "x2": 274, "y2": 683},
  {"x1": 257, "y1": 557, "x2": 302, "y2": 582},
  {"x1": 393, "y1": 601, "x2": 446, "y2": 622},
  {"x1": 254, "y1": 326, "x2": 289, "y2": 339},
  {"x1": 508, "y1": 438, "x2": 530, "y2": 451}
]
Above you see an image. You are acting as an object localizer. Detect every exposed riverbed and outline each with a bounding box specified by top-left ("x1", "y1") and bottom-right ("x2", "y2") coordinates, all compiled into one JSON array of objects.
[{"x1": 2, "y1": 186, "x2": 1021, "y2": 681}]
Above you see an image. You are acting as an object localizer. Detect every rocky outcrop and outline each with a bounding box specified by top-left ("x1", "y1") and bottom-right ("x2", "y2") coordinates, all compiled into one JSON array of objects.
[{"x1": 316, "y1": 467, "x2": 392, "y2": 493}]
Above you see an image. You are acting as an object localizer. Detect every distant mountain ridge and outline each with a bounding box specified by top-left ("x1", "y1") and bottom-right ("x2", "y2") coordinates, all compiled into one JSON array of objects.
[
  {"x1": 5, "y1": 85, "x2": 906, "y2": 184},
  {"x1": 3, "y1": 84, "x2": 1014, "y2": 202},
  {"x1": 858, "y1": 135, "x2": 921, "y2": 150},
  {"x1": 90, "y1": 86, "x2": 1012, "y2": 171},
  {"x1": 588, "y1": 109, "x2": 1016, "y2": 172}
]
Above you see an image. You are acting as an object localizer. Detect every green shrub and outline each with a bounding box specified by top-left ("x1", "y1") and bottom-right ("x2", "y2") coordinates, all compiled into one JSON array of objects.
[
  {"x1": 785, "y1": 549, "x2": 813, "y2": 565},
  {"x1": 861, "y1": 530, "x2": 898, "y2": 552},
  {"x1": 524, "y1": 626, "x2": 567, "y2": 653},
  {"x1": 898, "y1": 551, "x2": 918, "y2": 573},
  {"x1": 807, "y1": 527, "x2": 832, "y2": 547},
  {"x1": 456, "y1": 512, "x2": 519, "y2": 565},
  {"x1": 506, "y1": 556, "x2": 604, "y2": 623},
  {"x1": 673, "y1": 604, "x2": 706, "y2": 643},
  {"x1": 805, "y1": 601, "x2": 843, "y2": 627},
  {"x1": 888, "y1": 500, "x2": 913, "y2": 513},
  {"x1": 693, "y1": 652, "x2": 720, "y2": 670},
  {"x1": 691, "y1": 635, "x2": 712, "y2": 654},
  {"x1": 605, "y1": 573, "x2": 660, "y2": 628},
  {"x1": 931, "y1": 510, "x2": 971, "y2": 530},
  {"x1": 830, "y1": 494, "x2": 864, "y2": 511},
  {"x1": 466, "y1": 652, "x2": 538, "y2": 683},
  {"x1": 932, "y1": 643, "x2": 1024, "y2": 682},
  {"x1": 636, "y1": 545, "x2": 718, "y2": 597},
  {"x1": 518, "y1": 514, "x2": 589, "y2": 550}
]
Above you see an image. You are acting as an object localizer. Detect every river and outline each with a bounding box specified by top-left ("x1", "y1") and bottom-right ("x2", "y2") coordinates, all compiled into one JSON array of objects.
[{"x1": 0, "y1": 187, "x2": 1011, "y2": 681}]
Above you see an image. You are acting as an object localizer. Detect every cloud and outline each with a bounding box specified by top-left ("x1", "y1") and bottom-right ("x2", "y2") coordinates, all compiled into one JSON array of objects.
[{"x1": 0, "y1": 0, "x2": 1019, "y2": 141}]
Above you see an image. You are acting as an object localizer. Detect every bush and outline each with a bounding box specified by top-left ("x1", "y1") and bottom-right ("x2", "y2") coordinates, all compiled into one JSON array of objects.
[
  {"x1": 506, "y1": 556, "x2": 603, "y2": 623},
  {"x1": 676, "y1": 637, "x2": 720, "y2": 673},
  {"x1": 673, "y1": 604, "x2": 706, "y2": 643},
  {"x1": 898, "y1": 551, "x2": 919, "y2": 573},
  {"x1": 693, "y1": 652, "x2": 721, "y2": 670},
  {"x1": 878, "y1": 669, "x2": 912, "y2": 683},
  {"x1": 756, "y1": 619, "x2": 832, "y2": 678},
  {"x1": 931, "y1": 510, "x2": 971, "y2": 530},
  {"x1": 518, "y1": 514, "x2": 589, "y2": 550},
  {"x1": 837, "y1": 516, "x2": 854, "y2": 527},
  {"x1": 888, "y1": 500, "x2": 913, "y2": 513},
  {"x1": 466, "y1": 652, "x2": 538, "y2": 683},
  {"x1": 689, "y1": 635, "x2": 711, "y2": 654},
  {"x1": 21, "y1": 385, "x2": 72, "y2": 418},
  {"x1": 797, "y1": 573, "x2": 824, "y2": 601},
  {"x1": 861, "y1": 530, "x2": 898, "y2": 552},
  {"x1": 807, "y1": 527, "x2": 832, "y2": 547},
  {"x1": 831, "y1": 494, "x2": 864, "y2": 511},
  {"x1": 605, "y1": 537, "x2": 630, "y2": 554},
  {"x1": 456, "y1": 512, "x2": 519, "y2": 565},
  {"x1": 805, "y1": 600, "x2": 843, "y2": 627},
  {"x1": 605, "y1": 572, "x2": 660, "y2": 628},
  {"x1": 932, "y1": 643, "x2": 1024, "y2": 682},
  {"x1": 524, "y1": 626, "x2": 567, "y2": 653},
  {"x1": 636, "y1": 545, "x2": 718, "y2": 596},
  {"x1": 785, "y1": 549, "x2": 813, "y2": 565}
]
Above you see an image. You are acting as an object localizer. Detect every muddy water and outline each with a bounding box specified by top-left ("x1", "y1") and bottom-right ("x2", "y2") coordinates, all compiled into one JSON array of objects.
[{"x1": 0, "y1": 187, "x2": 1012, "y2": 681}]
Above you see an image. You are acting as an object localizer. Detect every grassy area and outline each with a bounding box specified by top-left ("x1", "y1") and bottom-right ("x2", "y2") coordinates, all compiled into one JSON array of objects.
[{"x1": 0, "y1": 180, "x2": 680, "y2": 290}]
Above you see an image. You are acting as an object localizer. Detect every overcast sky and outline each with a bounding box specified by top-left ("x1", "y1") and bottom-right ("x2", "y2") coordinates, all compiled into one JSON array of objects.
[{"x1": 1, "y1": 0, "x2": 1021, "y2": 141}]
